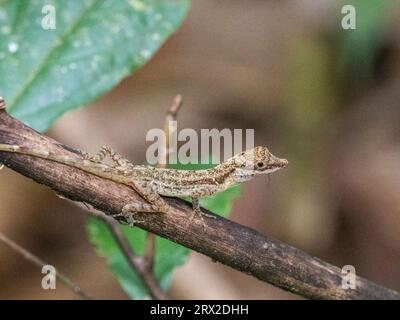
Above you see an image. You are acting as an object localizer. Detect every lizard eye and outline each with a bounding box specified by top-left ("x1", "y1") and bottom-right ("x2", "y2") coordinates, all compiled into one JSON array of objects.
[{"x1": 256, "y1": 161, "x2": 264, "y2": 168}]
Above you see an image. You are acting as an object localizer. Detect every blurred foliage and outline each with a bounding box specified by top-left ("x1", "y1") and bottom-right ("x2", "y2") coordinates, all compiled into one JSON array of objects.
[
  {"x1": 0, "y1": 0, "x2": 189, "y2": 131},
  {"x1": 285, "y1": 39, "x2": 336, "y2": 182},
  {"x1": 338, "y1": 0, "x2": 396, "y2": 84},
  {"x1": 280, "y1": 0, "x2": 397, "y2": 249},
  {"x1": 280, "y1": 27, "x2": 338, "y2": 248}
]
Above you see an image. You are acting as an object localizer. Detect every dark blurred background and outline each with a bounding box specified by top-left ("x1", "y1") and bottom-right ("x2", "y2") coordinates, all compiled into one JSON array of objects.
[{"x1": 1, "y1": 0, "x2": 400, "y2": 299}]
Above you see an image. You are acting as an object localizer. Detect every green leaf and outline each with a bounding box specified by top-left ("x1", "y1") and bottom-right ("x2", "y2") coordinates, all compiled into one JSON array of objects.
[
  {"x1": 0, "y1": 0, "x2": 190, "y2": 131},
  {"x1": 338, "y1": 0, "x2": 395, "y2": 81},
  {"x1": 86, "y1": 162, "x2": 241, "y2": 299},
  {"x1": 199, "y1": 184, "x2": 241, "y2": 218},
  {"x1": 87, "y1": 218, "x2": 189, "y2": 299}
]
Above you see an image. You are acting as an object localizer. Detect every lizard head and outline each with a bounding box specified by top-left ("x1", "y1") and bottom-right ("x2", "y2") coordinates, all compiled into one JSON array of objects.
[{"x1": 228, "y1": 146, "x2": 288, "y2": 182}]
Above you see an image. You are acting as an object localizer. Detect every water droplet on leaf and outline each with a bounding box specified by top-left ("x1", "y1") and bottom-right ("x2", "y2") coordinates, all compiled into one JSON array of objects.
[{"x1": 8, "y1": 42, "x2": 18, "y2": 53}]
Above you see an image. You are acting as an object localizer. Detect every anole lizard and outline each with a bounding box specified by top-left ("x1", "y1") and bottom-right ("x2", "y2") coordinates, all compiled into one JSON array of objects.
[
  {"x1": 0, "y1": 143, "x2": 287, "y2": 221},
  {"x1": 0, "y1": 99, "x2": 288, "y2": 225}
]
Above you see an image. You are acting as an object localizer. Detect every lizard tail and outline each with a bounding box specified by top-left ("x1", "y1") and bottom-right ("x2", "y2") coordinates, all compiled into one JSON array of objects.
[{"x1": 0, "y1": 143, "x2": 126, "y2": 180}]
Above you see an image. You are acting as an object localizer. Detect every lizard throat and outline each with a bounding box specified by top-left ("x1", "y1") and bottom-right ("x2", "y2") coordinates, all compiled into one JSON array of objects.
[{"x1": 232, "y1": 170, "x2": 256, "y2": 183}]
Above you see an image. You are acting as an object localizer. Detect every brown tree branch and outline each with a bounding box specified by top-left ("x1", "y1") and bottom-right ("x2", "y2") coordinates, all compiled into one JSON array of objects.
[
  {"x1": 0, "y1": 108, "x2": 399, "y2": 300},
  {"x1": 0, "y1": 231, "x2": 91, "y2": 300}
]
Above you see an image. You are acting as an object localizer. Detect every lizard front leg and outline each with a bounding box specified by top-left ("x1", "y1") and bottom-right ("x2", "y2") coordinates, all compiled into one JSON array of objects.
[
  {"x1": 192, "y1": 197, "x2": 216, "y2": 219},
  {"x1": 188, "y1": 197, "x2": 215, "y2": 231}
]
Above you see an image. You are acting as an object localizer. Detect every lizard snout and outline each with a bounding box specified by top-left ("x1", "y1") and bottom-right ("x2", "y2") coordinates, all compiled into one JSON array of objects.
[
  {"x1": 269, "y1": 155, "x2": 288, "y2": 169},
  {"x1": 278, "y1": 158, "x2": 288, "y2": 168}
]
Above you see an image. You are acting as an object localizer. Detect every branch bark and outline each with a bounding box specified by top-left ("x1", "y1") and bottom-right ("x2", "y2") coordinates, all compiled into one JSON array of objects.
[{"x1": 0, "y1": 109, "x2": 399, "y2": 300}]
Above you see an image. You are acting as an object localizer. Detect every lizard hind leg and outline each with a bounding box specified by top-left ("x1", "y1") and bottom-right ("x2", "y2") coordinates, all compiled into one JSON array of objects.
[
  {"x1": 130, "y1": 179, "x2": 173, "y2": 214},
  {"x1": 115, "y1": 179, "x2": 173, "y2": 227},
  {"x1": 84, "y1": 145, "x2": 132, "y2": 168},
  {"x1": 113, "y1": 202, "x2": 155, "y2": 227}
]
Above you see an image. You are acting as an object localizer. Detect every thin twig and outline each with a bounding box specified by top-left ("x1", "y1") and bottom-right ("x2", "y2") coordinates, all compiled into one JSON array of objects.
[
  {"x1": 158, "y1": 94, "x2": 183, "y2": 166},
  {"x1": 145, "y1": 94, "x2": 183, "y2": 270},
  {"x1": 165, "y1": 94, "x2": 183, "y2": 121},
  {"x1": 0, "y1": 231, "x2": 91, "y2": 300},
  {"x1": 143, "y1": 233, "x2": 156, "y2": 271},
  {"x1": 89, "y1": 211, "x2": 168, "y2": 300}
]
